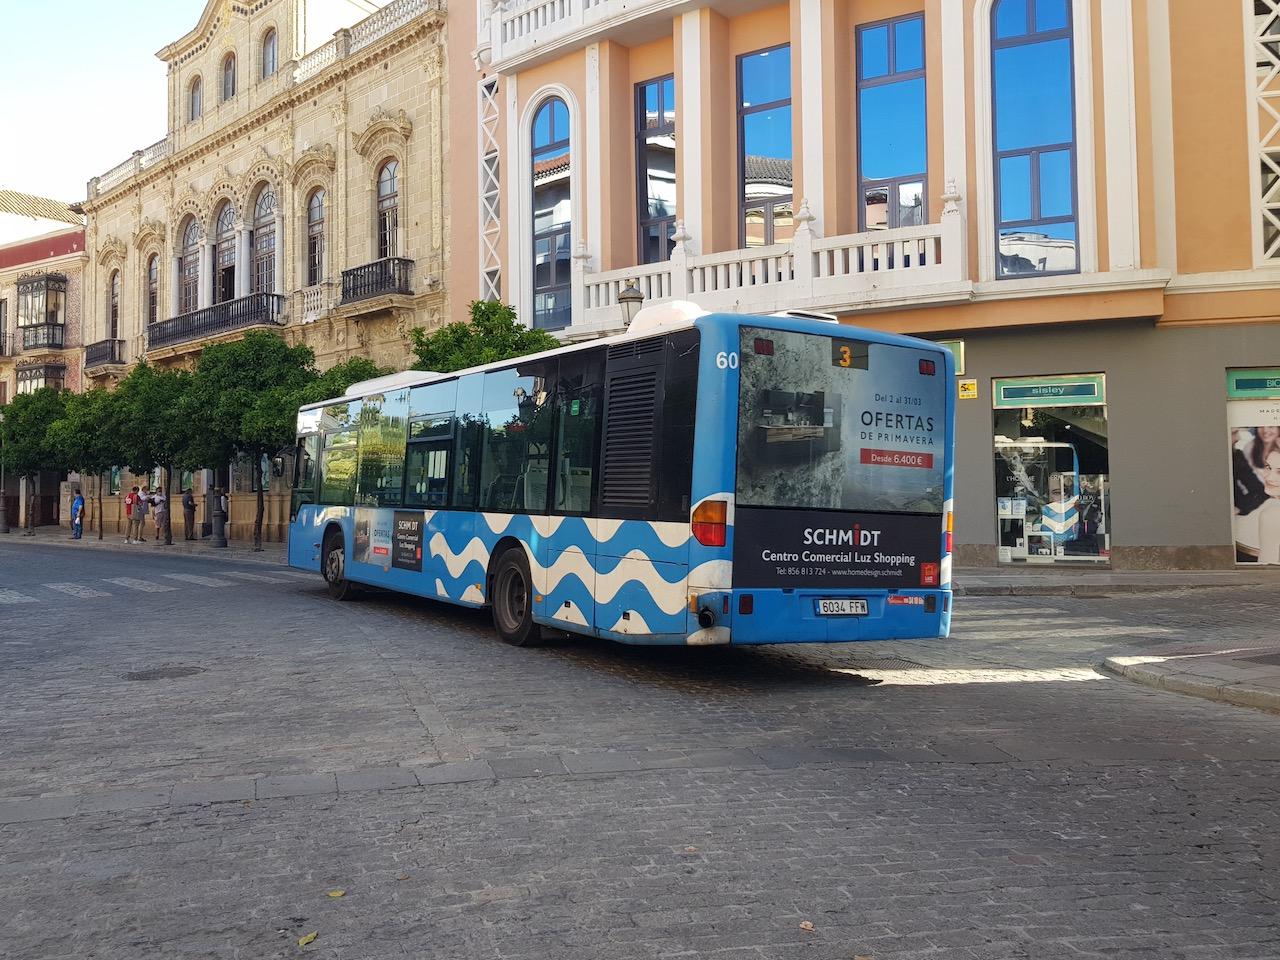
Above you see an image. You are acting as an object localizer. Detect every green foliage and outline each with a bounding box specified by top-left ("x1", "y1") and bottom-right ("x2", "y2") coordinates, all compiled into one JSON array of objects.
[
  {"x1": 113, "y1": 363, "x2": 197, "y2": 476},
  {"x1": 302, "y1": 356, "x2": 390, "y2": 406},
  {"x1": 410, "y1": 300, "x2": 559, "y2": 374},
  {"x1": 47, "y1": 389, "x2": 122, "y2": 477},
  {"x1": 0, "y1": 388, "x2": 68, "y2": 478}
]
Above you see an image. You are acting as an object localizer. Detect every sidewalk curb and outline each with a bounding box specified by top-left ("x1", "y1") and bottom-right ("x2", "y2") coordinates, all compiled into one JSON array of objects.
[
  {"x1": 1100, "y1": 657, "x2": 1280, "y2": 714},
  {"x1": 0, "y1": 532, "x2": 288, "y2": 567},
  {"x1": 957, "y1": 582, "x2": 1258, "y2": 597}
]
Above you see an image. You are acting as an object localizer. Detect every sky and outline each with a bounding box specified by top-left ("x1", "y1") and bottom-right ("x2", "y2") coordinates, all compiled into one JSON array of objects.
[{"x1": 0, "y1": 1, "x2": 196, "y2": 203}]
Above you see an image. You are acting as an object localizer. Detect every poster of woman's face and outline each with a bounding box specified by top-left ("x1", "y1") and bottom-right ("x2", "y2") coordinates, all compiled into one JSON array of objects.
[{"x1": 1230, "y1": 408, "x2": 1280, "y2": 564}]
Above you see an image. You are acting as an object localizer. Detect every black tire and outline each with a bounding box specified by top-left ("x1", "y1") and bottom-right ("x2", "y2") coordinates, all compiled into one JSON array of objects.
[
  {"x1": 491, "y1": 548, "x2": 543, "y2": 647},
  {"x1": 322, "y1": 529, "x2": 359, "y2": 601}
]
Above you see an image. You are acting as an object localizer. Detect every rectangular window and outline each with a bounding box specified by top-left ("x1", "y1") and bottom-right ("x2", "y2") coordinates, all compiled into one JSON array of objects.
[
  {"x1": 355, "y1": 389, "x2": 409, "y2": 506},
  {"x1": 738, "y1": 45, "x2": 794, "y2": 248},
  {"x1": 407, "y1": 379, "x2": 458, "y2": 507},
  {"x1": 636, "y1": 75, "x2": 677, "y2": 264},
  {"x1": 479, "y1": 359, "x2": 558, "y2": 513},
  {"x1": 451, "y1": 374, "x2": 485, "y2": 509},
  {"x1": 552, "y1": 348, "x2": 605, "y2": 514},
  {"x1": 857, "y1": 14, "x2": 927, "y2": 231},
  {"x1": 318, "y1": 401, "x2": 360, "y2": 505}
]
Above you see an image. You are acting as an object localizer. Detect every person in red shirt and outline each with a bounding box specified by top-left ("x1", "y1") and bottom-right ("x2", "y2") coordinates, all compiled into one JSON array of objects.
[{"x1": 124, "y1": 486, "x2": 141, "y2": 544}]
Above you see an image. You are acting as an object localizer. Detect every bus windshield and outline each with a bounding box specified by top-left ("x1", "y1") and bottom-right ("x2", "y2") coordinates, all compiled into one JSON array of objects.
[{"x1": 735, "y1": 325, "x2": 945, "y2": 515}]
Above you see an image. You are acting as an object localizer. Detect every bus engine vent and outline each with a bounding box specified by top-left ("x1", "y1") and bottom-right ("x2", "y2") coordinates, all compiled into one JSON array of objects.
[
  {"x1": 600, "y1": 369, "x2": 659, "y2": 508},
  {"x1": 608, "y1": 337, "x2": 664, "y2": 361}
]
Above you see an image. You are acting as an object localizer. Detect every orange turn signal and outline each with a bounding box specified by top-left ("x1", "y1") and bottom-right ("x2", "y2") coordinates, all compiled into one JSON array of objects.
[{"x1": 691, "y1": 500, "x2": 728, "y2": 547}]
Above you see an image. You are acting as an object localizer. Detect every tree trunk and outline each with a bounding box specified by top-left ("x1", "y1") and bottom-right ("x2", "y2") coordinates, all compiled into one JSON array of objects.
[
  {"x1": 252, "y1": 455, "x2": 265, "y2": 552},
  {"x1": 97, "y1": 472, "x2": 105, "y2": 541},
  {"x1": 164, "y1": 465, "x2": 174, "y2": 546}
]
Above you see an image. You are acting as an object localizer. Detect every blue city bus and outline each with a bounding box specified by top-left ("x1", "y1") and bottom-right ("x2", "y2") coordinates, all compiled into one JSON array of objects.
[{"x1": 287, "y1": 306, "x2": 955, "y2": 646}]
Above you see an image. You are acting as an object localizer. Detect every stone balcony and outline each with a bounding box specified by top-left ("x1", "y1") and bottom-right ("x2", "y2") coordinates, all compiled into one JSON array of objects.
[
  {"x1": 570, "y1": 208, "x2": 971, "y2": 336},
  {"x1": 84, "y1": 339, "x2": 128, "y2": 373}
]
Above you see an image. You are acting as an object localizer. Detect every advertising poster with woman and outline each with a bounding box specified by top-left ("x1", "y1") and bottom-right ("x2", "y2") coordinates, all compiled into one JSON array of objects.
[{"x1": 1228, "y1": 374, "x2": 1280, "y2": 564}]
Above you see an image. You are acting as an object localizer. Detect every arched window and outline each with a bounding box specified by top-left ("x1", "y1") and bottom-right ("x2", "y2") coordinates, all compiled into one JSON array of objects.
[
  {"x1": 377, "y1": 160, "x2": 400, "y2": 260},
  {"x1": 261, "y1": 29, "x2": 278, "y2": 79},
  {"x1": 530, "y1": 96, "x2": 571, "y2": 330},
  {"x1": 306, "y1": 188, "x2": 326, "y2": 287},
  {"x1": 109, "y1": 270, "x2": 120, "y2": 340},
  {"x1": 222, "y1": 52, "x2": 237, "y2": 102},
  {"x1": 146, "y1": 255, "x2": 159, "y2": 325},
  {"x1": 991, "y1": 0, "x2": 1077, "y2": 276},
  {"x1": 214, "y1": 202, "x2": 237, "y2": 303},
  {"x1": 180, "y1": 218, "x2": 201, "y2": 314},
  {"x1": 189, "y1": 77, "x2": 203, "y2": 122},
  {"x1": 252, "y1": 185, "x2": 277, "y2": 294}
]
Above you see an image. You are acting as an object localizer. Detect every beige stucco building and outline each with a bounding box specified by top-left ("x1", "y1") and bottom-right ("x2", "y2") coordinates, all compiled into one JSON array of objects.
[
  {"x1": 80, "y1": 0, "x2": 449, "y2": 388},
  {"x1": 441, "y1": 0, "x2": 1280, "y2": 569}
]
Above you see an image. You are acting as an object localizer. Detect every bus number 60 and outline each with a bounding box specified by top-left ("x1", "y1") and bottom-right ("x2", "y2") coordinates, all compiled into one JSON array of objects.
[{"x1": 715, "y1": 351, "x2": 739, "y2": 370}]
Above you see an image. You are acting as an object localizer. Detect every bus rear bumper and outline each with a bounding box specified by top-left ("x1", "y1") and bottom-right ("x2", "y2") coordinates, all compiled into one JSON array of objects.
[{"x1": 723, "y1": 588, "x2": 952, "y2": 644}]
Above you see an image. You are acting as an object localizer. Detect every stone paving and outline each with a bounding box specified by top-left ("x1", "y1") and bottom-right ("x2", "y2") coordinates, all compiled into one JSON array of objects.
[{"x1": 2, "y1": 541, "x2": 1279, "y2": 959}]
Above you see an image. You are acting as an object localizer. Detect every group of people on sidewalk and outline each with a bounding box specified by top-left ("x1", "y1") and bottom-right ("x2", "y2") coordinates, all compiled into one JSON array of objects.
[{"x1": 118, "y1": 486, "x2": 199, "y2": 543}]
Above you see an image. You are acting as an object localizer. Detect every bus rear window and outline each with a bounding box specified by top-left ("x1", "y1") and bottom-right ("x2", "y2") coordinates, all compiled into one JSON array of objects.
[{"x1": 736, "y1": 326, "x2": 945, "y2": 514}]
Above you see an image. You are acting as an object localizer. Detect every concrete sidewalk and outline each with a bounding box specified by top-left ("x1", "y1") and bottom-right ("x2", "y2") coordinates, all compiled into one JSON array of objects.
[
  {"x1": 1102, "y1": 646, "x2": 1280, "y2": 715},
  {"x1": 0, "y1": 524, "x2": 287, "y2": 566}
]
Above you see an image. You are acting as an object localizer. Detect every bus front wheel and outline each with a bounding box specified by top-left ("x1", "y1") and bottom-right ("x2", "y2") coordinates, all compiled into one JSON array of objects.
[
  {"x1": 491, "y1": 548, "x2": 543, "y2": 647},
  {"x1": 323, "y1": 530, "x2": 359, "y2": 601}
]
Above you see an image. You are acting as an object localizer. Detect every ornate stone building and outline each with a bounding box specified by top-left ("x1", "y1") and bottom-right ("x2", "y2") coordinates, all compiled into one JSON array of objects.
[{"x1": 80, "y1": 0, "x2": 449, "y2": 387}]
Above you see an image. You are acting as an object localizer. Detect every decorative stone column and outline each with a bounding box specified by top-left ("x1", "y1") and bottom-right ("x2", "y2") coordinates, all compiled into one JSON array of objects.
[
  {"x1": 235, "y1": 222, "x2": 251, "y2": 298},
  {"x1": 170, "y1": 256, "x2": 182, "y2": 318},
  {"x1": 198, "y1": 240, "x2": 213, "y2": 309},
  {"x1": 273, "y1": 210, "x2": 285, "y2": 295}
]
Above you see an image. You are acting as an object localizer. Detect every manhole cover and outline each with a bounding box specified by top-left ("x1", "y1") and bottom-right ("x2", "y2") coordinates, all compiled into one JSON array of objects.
[
  {"x1": 122, "y1": 666, "x2": 205, "y2": 681},
  {"x1": 1239, "y1": 652, "x2": 1280, "y2": 667}
]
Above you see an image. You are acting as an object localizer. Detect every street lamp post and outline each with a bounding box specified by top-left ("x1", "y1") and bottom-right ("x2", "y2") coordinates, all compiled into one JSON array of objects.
[
  {"x1": 618, "y1": 280, "x2": 644, "y2": 328},
  {"x1": 0, "y1": 410, "x2": 7, "y2": 535}
]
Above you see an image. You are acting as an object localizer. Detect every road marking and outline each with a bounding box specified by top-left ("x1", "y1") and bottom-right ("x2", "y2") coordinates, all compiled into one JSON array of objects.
[
  {"x1": 0, "y1": 590, "x2": 38, "y2": 604},
  {"x1": 163, "y1": 573, "x2": 235, "y2": 588},
  {"x1": 222, "y1": 570, "x2": 292, "y2": 584},
  {"x1": 275, "y1": 570, "x2": 317, "y2": 580},
  {"x1": 44, "y1": 582, "x2": 112, "y2": 598},
  {"x1": 103, "y1": 577, "x2": 178, "y2": 593}
]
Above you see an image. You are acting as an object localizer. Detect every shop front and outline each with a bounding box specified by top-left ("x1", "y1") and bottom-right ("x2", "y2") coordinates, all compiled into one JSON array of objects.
[
  {"x1": 1227, "y1": 367, "x2": 1280, "y2": 566},
  {"x1": 991, "y1": 374, "x2": 1110, "y2": 565}
]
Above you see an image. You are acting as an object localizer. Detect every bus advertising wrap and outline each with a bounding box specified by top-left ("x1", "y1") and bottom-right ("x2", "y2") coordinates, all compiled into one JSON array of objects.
[{"x1": 733, "y1": 506, "x2": 943, "y2": 588}]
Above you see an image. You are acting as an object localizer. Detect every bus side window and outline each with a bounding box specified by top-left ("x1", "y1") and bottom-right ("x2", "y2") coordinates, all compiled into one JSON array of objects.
[
  {"x1": 657, "y1": 329, "x2": 699, "y2": 521},
  {"x1": 479, "y1": 359, "x2": 558, "y2": 513},
  {"x1": 319, "y1": 428, "x2": 358, "y2": 505},
  {"x1": 553, "y1": 347, "x2": 605, "y2": 514},
  {"x1": 294, "y1": 434, "x2": 318, "y2": 499},
  {"x1": 451, "y1": 374, "x2": 485, "y2": 509}
]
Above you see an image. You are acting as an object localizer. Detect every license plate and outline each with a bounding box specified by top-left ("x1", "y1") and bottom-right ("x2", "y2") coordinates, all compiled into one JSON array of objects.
[{"x1": 814, "y1": 598, "x2": 868, "y2": 616}]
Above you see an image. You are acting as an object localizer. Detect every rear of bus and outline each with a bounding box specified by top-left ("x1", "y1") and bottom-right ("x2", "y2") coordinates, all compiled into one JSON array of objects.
[{"x1": 703, "y1": 314, "x2": 954, "y2": 643}]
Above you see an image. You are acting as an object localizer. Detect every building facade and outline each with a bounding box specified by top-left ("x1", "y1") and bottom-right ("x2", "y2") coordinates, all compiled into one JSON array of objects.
[
  {"x1": 446, "y1": 0, "x2": 1280, "y2": 569},
  {"x1": 0, "y1": 203, "x2": 89, "y2": 527},
  {"x1": 81, "y1": 0, "x2": 449, "y2": 389}
]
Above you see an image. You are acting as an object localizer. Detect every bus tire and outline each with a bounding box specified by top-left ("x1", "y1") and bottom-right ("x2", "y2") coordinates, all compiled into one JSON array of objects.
[
  {"x1": 491, "y1": 548, "x2": 543, "y2": 647},
  {"x1": 322, "y1": 529, "x2": 359, "y2": 601}
]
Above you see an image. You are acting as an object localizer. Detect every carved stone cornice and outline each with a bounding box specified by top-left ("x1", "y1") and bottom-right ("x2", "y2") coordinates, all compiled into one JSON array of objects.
[
  {"x1": 133, "y1": 219, "x2": 167, "y2": 252},
  {"x1": 290, "y1": 143, "x2": 337, "y2": 186},
  {"x1": 97, "y1": 236, "x2": 128, "y2": 266},
  {"x1": 353, "y1": 108, "x2": 413, "y2": 160}
]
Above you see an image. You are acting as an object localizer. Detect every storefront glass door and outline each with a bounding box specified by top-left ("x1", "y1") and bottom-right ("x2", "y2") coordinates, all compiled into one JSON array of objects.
[
  {"x1": 992, "y1": 374, "x2": 1110, "y2": 564},
  {"x1": 1227, "y1": 368, "x2": 1280, "y2": 565}
]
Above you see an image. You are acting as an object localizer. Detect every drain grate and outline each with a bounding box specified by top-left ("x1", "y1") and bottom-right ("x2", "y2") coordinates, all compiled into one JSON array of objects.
[{"x1": 123, "y1": 666, "x2": 206, "y2": 681}]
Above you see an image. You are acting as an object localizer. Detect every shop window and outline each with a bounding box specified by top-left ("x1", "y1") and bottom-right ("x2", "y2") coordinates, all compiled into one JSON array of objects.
[
  {"x1": 857, "y1": 15, "x2": 927, "y2": 230},
  {"x1": 992, "y1": 374, "x2": 1108, "y2": 564},
  {"x1": 1227, "y1": 368, "x2": 1280, "y2": 564},
  {"x1": 738, "y1": 45, "x2": 794, "y2": 247}
]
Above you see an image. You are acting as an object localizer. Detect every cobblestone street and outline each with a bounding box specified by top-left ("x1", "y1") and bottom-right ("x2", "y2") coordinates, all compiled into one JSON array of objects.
[{"x1": 2, "y1": 541, "x2": 1278, "y2": 960}]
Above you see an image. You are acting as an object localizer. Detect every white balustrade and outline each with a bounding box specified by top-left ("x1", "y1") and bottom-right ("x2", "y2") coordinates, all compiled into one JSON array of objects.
[{"x1": 299, "y1": 282, "x2": 336, "y2": 322}]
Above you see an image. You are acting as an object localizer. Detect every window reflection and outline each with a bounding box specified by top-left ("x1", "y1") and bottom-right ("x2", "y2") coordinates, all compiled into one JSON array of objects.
[
  {"x1": 991, "y1": 0, "x2": 1078, "y2": 277},
  {"x1": 857, "y1": 15, "x2": 927, "y2": 231},
  {"x1": 531, "y1": 97, "x2": 571, "y2": 330},
  {"x1": 739, "y1": 46, "x2": 794, "y2": 247},
  {"x1": 636, "y1": 75, "x2": 677, "y2": 264}
]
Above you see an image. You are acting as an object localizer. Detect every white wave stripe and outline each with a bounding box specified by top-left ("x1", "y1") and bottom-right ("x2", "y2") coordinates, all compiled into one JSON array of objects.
[
  {"x1": 593, "y1": 518, "x2": 625, "y2": 542},
  {"x1": 480, "y1": 513, "x2": 517, "y2": 536},
  {"x1": 548, "y1": 599, "x2": 588, "y2": 626},
  {"x1": 940, "y1": 555, "x2": 952, "y2": 588},
  {"x1": 429, "y1": 533, "x2": 491, "y2": 579},
  {"x1": 687, "y1": 559, "x2": 732, "y2": 591},
  {"x1": 692, "y1": 492, "x2": 736, "y2": 526},
  {"x1": 594, "y1": 552, "x2": 687, "y2": 616},
  {"x1": 609, "y1": 611, "x2": 652, "y2": 635},
  {"x1": 533, "y1": 546, "x2": 595, "y2": 596},
  {"x1": 650, "y1": 522, "x2": 690, "y2": 548},
  {"x1": 686, "y1": 626, "x2": 731, "y2": 646},
  {"x1": 434, "y1": 578, "x2": 448, "y2": 598},
  {"x1": 461, "y1": 585, "x2": 485, "y2": 604},
  {"x1": 530, "y1": 515, "x2": 566, "y2": 538}
]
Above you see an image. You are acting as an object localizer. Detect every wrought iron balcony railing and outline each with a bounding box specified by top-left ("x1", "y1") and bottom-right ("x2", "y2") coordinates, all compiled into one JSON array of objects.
[
  {"x1": 147, "y1": 293, "x2": 286, "y2": 351},
  {"x1": 85, "y1": 339, "x2": 126, "y2": 368},
  {"x1": 22, "y1": 323, "x2": 65, "y2": 350},
  {"x1": 341, "y1": 257, "x2": 414, "y2": 305}
]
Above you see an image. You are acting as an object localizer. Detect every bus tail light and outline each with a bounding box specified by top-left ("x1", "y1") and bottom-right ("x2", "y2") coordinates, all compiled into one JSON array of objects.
[
  {"x1": 944, "y1": 510, "x2": 953, "y2": 554},
  {"x1": 692, "y1": 500, "x2": 728, "y2": 546},
  {"x1": 919, "y1": 358, "x2": 937, "y2": 375},
  {"x1": 738, "y1": 594, "x2": 753, "y2": 615},
  {"x1": 753, "y1": 337, "x2": 775, "y2": 356}
]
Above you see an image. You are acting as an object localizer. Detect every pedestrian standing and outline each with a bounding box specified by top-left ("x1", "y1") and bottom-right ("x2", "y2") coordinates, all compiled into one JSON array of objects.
[
  {"x1": 182, "y1": 488, "x2": 197, "y2": 541},
  {"x1": 124, "y1": 486, "x2": 141, "y2": 544},
  {"x1": 153, "y1": 490, "x2": 169, "y2": 542},
  {"x1": 134, "y1": 487, "x2": 151, "y2": 545},
  {"x1": 70, "y1": 488, "x2": 85, "y2": 540}
]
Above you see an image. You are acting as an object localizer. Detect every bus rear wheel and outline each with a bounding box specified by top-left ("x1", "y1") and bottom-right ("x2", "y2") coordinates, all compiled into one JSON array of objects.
[
  {"x1": 323, "y1": 530, "x2": 359, "y2": 601},
  {"x1": 491, "y1": 548, "x2": 543, "y2": 647}
]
